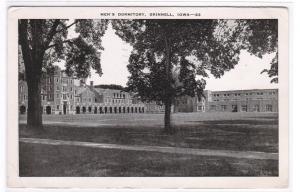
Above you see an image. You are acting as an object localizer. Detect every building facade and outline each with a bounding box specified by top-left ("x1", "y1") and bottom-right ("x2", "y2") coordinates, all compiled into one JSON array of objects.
[
  {"x1": 174, "y1": 89, "x2": 278, "y2": 113},
  {"x1": 19, "y1": 67, "x2": 278, "y2": 115},
  {"x1": 19, "y1": 67, "x2": 160, "y2": 115}
]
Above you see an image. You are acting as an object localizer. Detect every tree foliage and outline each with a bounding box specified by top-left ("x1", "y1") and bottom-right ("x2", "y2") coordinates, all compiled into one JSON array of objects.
[
  {"x1": 112, "y1": 19, "x2": 247, "y2": 132},
  {"x1": 112, "y1": 19, "x2": 245, "y2": 102},
  {"x1": 94, "y1": 84, "x2": 126, "y2": 91},
  {"x1": 238, "y1": 19, "x2": 278, "y2": 83}
]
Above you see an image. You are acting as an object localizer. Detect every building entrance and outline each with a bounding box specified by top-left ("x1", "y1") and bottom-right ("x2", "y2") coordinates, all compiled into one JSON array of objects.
[
  {"x1": 46, "y1": 106, "x2": 51, "y2": 114},
  {"x1": 63, "y1": 102, "x2": 67, "y2": 115}
]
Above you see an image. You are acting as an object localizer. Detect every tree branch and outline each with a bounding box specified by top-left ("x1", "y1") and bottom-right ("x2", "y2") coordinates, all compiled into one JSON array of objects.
[
  {"x1": 55, "y1": 20, "x2": 79, "y2": 34},
  {"x1": 46, "y1": 39, "x2": 74, "y2": 49},
  {"x1": 44, "y1": 19, "x2": 61, "y2": 48}
]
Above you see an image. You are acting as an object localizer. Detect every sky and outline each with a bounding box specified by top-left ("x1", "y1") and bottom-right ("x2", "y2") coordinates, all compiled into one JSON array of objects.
[{"x1": 59, "y1": 22, "x2": 278, "y2": 91}]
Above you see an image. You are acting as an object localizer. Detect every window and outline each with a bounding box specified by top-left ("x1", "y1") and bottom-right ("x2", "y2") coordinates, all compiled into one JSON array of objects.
[
  {"x1": 254, "y1": 104, "x2": 260, "y2": 112},
  {"x1": 221, "y1": 105, "x2": 227, "y2": 111},
  {"x1": 20, "y1": 86, "x2": 23, "y2": 92},
  {"x1": 63, "y1": 94, "x2": 67, "y2": 100},
  {"x1": 56, "y1": 78, "x2": 59, "y2": 82},
  {"x1": 197, "y1": 105, "x2": 203, "y2": 111},
  {"x1": 70, "y1": 94, "x2": 73, "y2": 99},
  {"x1": 266, "y1": 104, "x2": 273, "y2": 112},
  {"x1": 241, "y1": 105, "x2": 247, "y2": 112},
  {"x1": 70, "y1": 87, "x2": 73, "y2": 91},
  {"x1": 57, "y1": 105, "x2": 59, "y2": 110},
  {"x1": 210, "y1": 105, "x2": 216, "y2": 111},
  {"x1": 232, "y1": 105, "x2": 238, "y2": 112},
  {"x1": 63, "y1": 86, "x2": 66, "y2": 91}
]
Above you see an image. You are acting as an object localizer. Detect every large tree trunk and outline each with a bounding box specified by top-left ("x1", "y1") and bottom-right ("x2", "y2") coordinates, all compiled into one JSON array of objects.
[
  {"x1": 19, "y1": 20, "x2": 46, "y2": 131},
  {"x1": 26, "y1": 77, "x2": 43, "y2": 130},
  {"x1": 164, "y1": 96, "x2": 173, "y2": 134},
  {"x1": 163, "y1": 31, "x2": 175, "y2": 134}
]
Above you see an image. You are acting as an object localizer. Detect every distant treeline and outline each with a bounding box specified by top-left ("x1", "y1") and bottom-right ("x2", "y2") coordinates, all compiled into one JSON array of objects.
[{"x1": 94, "y1": 84, "x2": 128, "y2": 91}]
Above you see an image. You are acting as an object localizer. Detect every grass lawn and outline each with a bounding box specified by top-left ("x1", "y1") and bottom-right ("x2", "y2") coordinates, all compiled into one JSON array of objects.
[
  {"x1": 20, "y1": 143, "x2": 278, "y2": 177},
  {"x1": 19, "y1": 112, "x2": 278, "y2": 176}
]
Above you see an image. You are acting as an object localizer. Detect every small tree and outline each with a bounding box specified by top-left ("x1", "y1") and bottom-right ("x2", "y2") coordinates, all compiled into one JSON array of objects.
[
  {"x1": 112, "y1": 19, "x2": 245, "y2": 133},
  {"x1": 18, "y1": 19, "x2": 108, "y2": 130}
]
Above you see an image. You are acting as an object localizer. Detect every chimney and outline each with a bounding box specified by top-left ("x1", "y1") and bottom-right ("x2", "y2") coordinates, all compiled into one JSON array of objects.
[{"x1": 90, "y1": 81, "x2": 94, "y2": 88}]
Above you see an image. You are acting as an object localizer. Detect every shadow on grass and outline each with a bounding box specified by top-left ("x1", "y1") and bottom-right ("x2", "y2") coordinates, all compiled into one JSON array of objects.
[{"x1": 19, "y1": 143, "x2": 278, "y2": 177}]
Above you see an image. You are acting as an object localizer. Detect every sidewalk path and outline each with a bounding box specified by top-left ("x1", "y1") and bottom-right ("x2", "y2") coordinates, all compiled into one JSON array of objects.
[{"x1": 20, "y1": 137, "x2": 278, "y2": 160}]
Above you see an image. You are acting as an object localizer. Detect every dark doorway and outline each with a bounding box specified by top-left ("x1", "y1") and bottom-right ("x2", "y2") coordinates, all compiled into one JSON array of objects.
[
  {"x1": 20, "y1": 105, "x2": 26, "y2": 114},
  {"x1": 123, "y1": 107, "x2": 126, "y2": 113},
  {"x1": 105, "y1": 107, "x2": 107, "y2": 113},
  {"x1": 82, "y1": 106, "x2": 86, "y2": 113},
  {"x1": 232, "y1": 105, "x2": 238, "y2": 112},
  {"x1": 114, "y1": 107, "x2": 117, "y2": 113},
  {"x1": 94, "y1": 107, "x2": 97, "y2": 114},
  {"x1": 109, "y1": 107, "x2": 112, "y2": 113},
  {"x1": 88, "y1": 106, "x2": 92, "y2": 113},
  {"x1": 46, "y1": 106, "x2": 51, "y2": 115},
  {"x1": 119, "y1": 107, "x2": 122, "y2": 113},
  {"x1": 99, "y1": 107, "x2": 103, "y2": 114},
  {"x1": 127, "y1": 107, "x2": 130, "y2": 113},
  {"x1": 76, "y1": 106, "x2": 80, "y2": 114},
  {"x1": 63, "y1": 103, "x2": 67, "y2": 115}
]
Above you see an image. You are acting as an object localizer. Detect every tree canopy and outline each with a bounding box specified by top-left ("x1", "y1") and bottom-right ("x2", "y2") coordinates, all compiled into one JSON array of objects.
[{"x1": 111, "y1": 19, "x2": 278, "y2": 132}]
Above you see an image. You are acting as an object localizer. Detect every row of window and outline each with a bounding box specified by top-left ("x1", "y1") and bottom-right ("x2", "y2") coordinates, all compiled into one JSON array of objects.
[
  {"x1": 113, "y1": 93, "x2": 126, "y2": 98},
  {"x1": 213, "y1": 97, "x2": 267, "y2": 102},
  {"x1": 213, "y1": 91, "x2": 277, "y2": 97},
  {"x1": 209, "y1": 104, "x2": 273, "y2": 112},
  {"x1": 56, "y1": 86, "x2": 73, "y2": 92},
  {"x1": 49, "y1": 77, "x2": 73, "y2": 84}
]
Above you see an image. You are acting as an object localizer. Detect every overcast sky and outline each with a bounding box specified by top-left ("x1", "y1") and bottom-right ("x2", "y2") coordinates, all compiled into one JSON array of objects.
[{"x1": 60, "y1": 22, "x2": 278, "y2": 91}]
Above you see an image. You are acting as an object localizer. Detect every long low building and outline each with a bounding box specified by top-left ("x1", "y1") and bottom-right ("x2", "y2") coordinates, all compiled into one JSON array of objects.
[{"x1": 174, "y1": 89, "x2": 278, "y2": 113}]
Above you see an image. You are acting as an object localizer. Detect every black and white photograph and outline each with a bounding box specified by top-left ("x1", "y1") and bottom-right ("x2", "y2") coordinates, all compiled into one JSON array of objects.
[{"x1": 7, "y1": 6, "x2": 289, "y2": 188}]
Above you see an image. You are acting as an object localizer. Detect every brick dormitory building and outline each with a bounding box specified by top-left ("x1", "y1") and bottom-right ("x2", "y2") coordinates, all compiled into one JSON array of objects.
[{"x1": 19, "y1": 66, "x2": 278, "y2": 115}]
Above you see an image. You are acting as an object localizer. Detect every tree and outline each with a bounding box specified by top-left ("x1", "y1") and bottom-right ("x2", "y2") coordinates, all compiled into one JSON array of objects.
[
  {"x1": 112, "y1": 19, "x2": 245, "y2": 133},
  {"x1": 18, "y1": 19, "x2": 108, "y2": 130},
  {"x1": 94, "y1": 84, "x2": 126, "y2": 91},
  {"x1": 238, "y1": 19, "x2": 278, "y2": 83}
]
